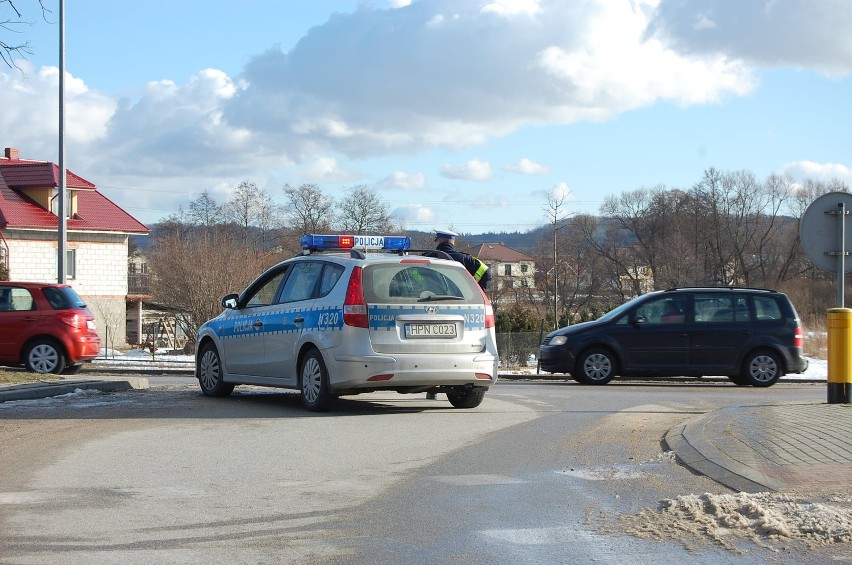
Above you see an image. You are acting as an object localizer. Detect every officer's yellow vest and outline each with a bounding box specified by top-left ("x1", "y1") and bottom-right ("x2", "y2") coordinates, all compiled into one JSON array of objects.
[{"x1": 472, "y1": 257, "x2": 488, "y2": 281}]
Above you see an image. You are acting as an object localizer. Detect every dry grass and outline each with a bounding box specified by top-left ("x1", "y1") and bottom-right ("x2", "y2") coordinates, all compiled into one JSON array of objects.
[
  {"x1": 0, "y1": 368, "x2": 58, "y2": 385},
  {"x1": 802, "y1": 315, "x2": 827, "y2": 360}
]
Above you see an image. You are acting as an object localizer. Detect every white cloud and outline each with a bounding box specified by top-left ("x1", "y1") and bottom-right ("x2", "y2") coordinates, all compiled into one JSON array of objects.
[
  {"x1": 441, "y1": 158, "x2": 493, "y2": 181},
  {"x1": 392, "y1": 203, "x2": 436, "y2": 225},
  {"x1": 378, "y1": 171, "x2": 426, "y2": 190},
  {"x1": 302, "y1": 157, "x2": 363, "y2": 183},
  {"x1": 504, "y1": 158, "x2": 549, "y2": 175},
  {"x1": 647, "y1": 0, "x2": 852, "y2": 74},
  {"x1": 481, "y1": 0, "x2": 542, "y2": 17},
  {"x1": 780, "y1": 161, "x2": 852, "y2": 185},
  {"x1": 552, "y1": 182, "x2": 575, "y2": 202}
]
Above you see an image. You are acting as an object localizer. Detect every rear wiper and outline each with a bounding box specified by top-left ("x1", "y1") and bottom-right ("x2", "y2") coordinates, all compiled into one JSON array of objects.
[{"x1": 417, "y1": 294, "x2": 465, "y2": 302}]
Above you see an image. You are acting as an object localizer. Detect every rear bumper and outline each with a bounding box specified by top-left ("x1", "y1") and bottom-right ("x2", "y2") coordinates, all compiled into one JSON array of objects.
[
  {"x1": 68, "y1": 336, "x2": 101, "y2": 363},
  {"x1": 328, "y1": 352, "x2": 498, "y2": 390}
]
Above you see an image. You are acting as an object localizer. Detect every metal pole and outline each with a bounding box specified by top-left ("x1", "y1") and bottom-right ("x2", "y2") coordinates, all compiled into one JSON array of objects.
[
  {"x1": 57, "y1": 0, "x2": 67, "y2": 283},
  {"x1": 839, "y1": 202, "x2": 845, "y2": 308},
  {"x1": 553, "y1": 226, "x2": 558, "y2": 330}
]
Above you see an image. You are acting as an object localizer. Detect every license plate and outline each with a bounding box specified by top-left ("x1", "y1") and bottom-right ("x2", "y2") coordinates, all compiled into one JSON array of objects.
[{"x1": 404, "y1": 323, "x2": 457, "y2": 339}]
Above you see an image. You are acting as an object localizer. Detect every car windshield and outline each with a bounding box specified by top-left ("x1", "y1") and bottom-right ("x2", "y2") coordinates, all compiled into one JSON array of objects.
[
  {"x1": 596, "y1": 293, "x2": 659, "y2": 323},
  {"x1": 362, "y1": 263, "x2": 481, "y2": 304}
]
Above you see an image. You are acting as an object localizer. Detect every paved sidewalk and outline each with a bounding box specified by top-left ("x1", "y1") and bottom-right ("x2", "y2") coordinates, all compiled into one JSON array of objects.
[{"x1": 666, "y1": 401, "x2": 852, "y2": 493}]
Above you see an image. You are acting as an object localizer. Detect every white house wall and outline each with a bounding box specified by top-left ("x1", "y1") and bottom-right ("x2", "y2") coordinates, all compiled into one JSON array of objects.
[{"x1": 3, "y1": 230, "x2": 130, "y2": 345}]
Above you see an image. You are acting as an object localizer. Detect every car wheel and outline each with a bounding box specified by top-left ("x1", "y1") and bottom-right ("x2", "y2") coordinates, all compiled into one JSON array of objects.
[
  {"x1": 24, "y1": 339, "x2": 66, "y2": 374},
  {"x1": 741, "y1": 350, "x2": 782, "y2": 387},
  {"x1": 300, "y1": 349, "x2": 334, "y2": 412},
  {"x1": 727, "y1": 374, "x2": 749, "y2": 386},
  {"x1": 197, "y1": 342, "x2": 234, "y2": 397},
  {"x1": 575, "y1": 348, "x2": 616, "y2": 385},
  {"x1": 446, "y1": 387, "x2": 486, "y2": 408},
  {"x1": 62, "y1": 364, "x2": 84, "y2": 376}
]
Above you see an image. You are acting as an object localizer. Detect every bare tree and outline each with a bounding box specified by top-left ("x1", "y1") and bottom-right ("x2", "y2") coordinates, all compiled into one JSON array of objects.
[
  {"x1": 147, "y1": 233, "x2": 273, "y2": 336},
  {"x1": 1, "y1": 0, "x2": 49, "y2": 69},
  {"x1": 282, "y1": 183, "x2": 334, "y2": 234},
  {"x1": 225, "y1": 181, "x2": 280, "y2": 249},
  {"x1": 188, "y1": 191, "x2": 224, "y2": 228},
  {"x1": 336, "y1": 185, "x2": 395, "y2": 234}
]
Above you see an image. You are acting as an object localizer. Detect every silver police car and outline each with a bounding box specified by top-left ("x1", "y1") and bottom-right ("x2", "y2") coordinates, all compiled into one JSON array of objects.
[{"x1": 195, "y1": 234, "x2": 499, "y2": 411}]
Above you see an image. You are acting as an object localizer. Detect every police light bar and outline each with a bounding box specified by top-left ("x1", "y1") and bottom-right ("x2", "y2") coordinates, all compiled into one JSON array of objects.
[{"x1": 301, "y1": 234, "x2": 411, "y2": 252}]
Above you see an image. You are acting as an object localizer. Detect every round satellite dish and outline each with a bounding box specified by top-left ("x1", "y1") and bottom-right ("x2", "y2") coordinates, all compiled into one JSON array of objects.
[{"x1": 799, "y1": 191, "x2": 852, "y2": 273}]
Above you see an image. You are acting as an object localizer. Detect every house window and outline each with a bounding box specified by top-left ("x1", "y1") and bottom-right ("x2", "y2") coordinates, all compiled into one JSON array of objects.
[
  {"x1": 504, "y1": 264, "x2": 512, "y2": 276},
  {"x1": 521, "y1": 264, "x2": 529, "y2": 273},
  {"x1": 66, "y1": 249, "x2": 76, "y2": 279}
]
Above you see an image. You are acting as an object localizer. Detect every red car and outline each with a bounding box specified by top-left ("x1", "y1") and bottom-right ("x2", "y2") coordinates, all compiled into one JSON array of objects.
[{"x1": 0, "y1": 282, "x2": 101, "y2": 374}]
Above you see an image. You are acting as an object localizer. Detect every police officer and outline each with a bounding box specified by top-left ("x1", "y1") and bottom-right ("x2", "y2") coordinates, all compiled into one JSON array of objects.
[
  {"x1": 433, "y1": 230, "x2": 491, "y2": 290},
  {"x1": 427, "y1": 230, "x2": 491, "y2": 401}
]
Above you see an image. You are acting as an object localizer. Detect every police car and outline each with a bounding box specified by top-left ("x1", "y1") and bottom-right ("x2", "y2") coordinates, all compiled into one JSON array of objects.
[{"x1": 195, "y1": 234, "x2": 499, "y2": 411}]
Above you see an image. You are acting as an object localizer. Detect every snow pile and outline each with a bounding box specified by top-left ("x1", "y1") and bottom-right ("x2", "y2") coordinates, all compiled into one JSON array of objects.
[{"x1": 617, "y1": 491, "x2": 852, "y2": 552}]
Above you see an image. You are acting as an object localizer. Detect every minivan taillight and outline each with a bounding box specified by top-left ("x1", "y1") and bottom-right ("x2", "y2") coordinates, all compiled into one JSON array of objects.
[
  {"x1": 794, "y1": 326, "x2": 803, "y2": 348},
  {"x1": 343, "y1": 267, "x2": 369, "y2": 328}
]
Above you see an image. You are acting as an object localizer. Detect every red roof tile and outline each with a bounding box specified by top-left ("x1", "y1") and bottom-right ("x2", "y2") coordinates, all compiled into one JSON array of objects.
[
  {"x1": 0, "y1": 152, "x2": 148, "y2": 234},
  {"x1": 476, "y1": 243, "x2": 535, "y2": 263}
]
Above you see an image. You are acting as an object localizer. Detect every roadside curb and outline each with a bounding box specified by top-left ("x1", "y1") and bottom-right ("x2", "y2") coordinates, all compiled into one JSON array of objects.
[
  {"x1": 0, "y1": 377, "x2": 150, "y2": 402},
  {"x1": 664, "y1": 411, "x2": 785, "y2": 493}
]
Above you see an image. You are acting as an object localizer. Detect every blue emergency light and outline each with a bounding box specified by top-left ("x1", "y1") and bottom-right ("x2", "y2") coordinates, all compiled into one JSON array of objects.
[{"x1": 301, "y1": 234, "x2": 411, "y2": 252}]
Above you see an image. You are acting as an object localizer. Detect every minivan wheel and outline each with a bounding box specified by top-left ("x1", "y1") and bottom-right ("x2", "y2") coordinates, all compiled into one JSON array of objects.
[
  {"x1": 300, "y1": 349, "x2": 334, "y2": 412},
  {"x1": 741, "y1": 350, "x2": 782, "y2": 387},
  {"x1": 576, "y1": 348, "x2": 616, "y2": 385},
  {"x1": 197, "y1": 342, "x2": 235, "y2": 397},
  {"x1": 24, "y1": 339, "x2": 66, "y2": 374}
]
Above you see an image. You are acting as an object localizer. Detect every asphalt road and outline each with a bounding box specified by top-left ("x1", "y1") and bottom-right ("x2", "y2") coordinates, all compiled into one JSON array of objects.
[{"x1": 0, "y1": 379, "x2": 844, "y2": 564}]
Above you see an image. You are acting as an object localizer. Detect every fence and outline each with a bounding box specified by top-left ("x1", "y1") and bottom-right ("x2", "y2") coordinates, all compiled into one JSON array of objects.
[{"x1": 495, "y1": 331, "x2": 543, "y2": 368}]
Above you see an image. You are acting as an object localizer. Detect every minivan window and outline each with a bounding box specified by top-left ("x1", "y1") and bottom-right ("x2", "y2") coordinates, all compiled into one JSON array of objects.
[
  {"x1": 695, "y1": 294, "x2": 752, "y2": 323},
  {"x1": 754, "y1": 296, "x2": 782, "y2": 320},
  {"x1": 634, "y1": 296, "x2": 687, "y2": 325}
]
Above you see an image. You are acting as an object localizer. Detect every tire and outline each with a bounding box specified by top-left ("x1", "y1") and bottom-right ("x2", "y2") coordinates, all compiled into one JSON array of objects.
[
  {"x1": 447, "y1": 387, "x2": 486, "y2": 408},
  {"x1": 727, "y1": 374, "x2": 749, "y2": 386},
  {"x1": 62, "y1": 364, "x2": 84, "y2": 376},
  {"x1": 300, "y1": 349, "x2": 334, "y2": 412},
  {"x1": 24, "y1": 339, "x2": 66, "y2": 374},
  {"x1": 575, "y1": 348, "x2": 616, "y2": 385},
  {"x1": 197, "y1": 342, "x2": 234, "y2": 397},
  {"x1": 741, "y1": 350, "x2": 782, "y2": 387}
]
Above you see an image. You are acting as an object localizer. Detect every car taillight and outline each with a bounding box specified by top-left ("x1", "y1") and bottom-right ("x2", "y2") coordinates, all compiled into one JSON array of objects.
[
  {"x1": 477, "y1": 286, "x2": 495, "y2": 329},
  {"x1": 58, "y1": 312, "x2": 87, "y2": 330},
  {"x1": 343, "y1": 267, "x2": 369, "y2": 328},
  {"x1": 794, "y1": 326, "x2": 803, "y2": 348}
]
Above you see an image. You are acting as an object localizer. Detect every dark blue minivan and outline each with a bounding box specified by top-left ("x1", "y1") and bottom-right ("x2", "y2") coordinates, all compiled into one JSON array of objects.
[{"x1": 538, "y1": 288, "x2": 808, "y2": 387}]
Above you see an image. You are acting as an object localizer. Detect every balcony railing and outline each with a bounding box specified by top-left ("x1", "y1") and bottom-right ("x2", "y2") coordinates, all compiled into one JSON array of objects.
[{"x1": 128, "y1": 272, "x2": 151, "y2": 295}]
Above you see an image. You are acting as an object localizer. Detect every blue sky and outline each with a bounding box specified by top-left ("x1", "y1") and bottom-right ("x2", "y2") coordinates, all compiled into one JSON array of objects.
[{"x1": 2, "y1": 0, "x2": 851, "y2": 234}]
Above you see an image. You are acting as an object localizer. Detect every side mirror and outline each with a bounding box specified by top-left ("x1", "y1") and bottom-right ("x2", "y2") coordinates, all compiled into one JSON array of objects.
[
  {"x1": 634, "y1": 315, "x2": 646, "y2": 326},
  {"x1": 222, "y1": 294, "x2": 239, "y2": 309}
]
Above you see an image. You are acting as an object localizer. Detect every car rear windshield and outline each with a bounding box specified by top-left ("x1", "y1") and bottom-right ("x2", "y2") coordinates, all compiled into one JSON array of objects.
[
  {"x1": 42, "y1": 286, "x2": 87, "y2": 309},
  {"x1": 362, "y1": 263, "x2": 482, "y2": 304}
]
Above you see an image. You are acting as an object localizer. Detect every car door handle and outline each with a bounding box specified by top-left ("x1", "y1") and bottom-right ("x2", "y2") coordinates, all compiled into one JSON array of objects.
[
  {"x1": 294, "y1": 315, "x2": 305, "y2": 324},
  {"x1": 253, "y1": 320, "x2": 263, "y2": 328}
]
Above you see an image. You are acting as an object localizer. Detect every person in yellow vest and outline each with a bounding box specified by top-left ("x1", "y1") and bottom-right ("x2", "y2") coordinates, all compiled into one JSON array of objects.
[
  {"x1": 427, "y1": 230, "x2": 491, "y2": 401},
  {"x1": 433, "y1": 230, "x2": 491, "y2": 290}
]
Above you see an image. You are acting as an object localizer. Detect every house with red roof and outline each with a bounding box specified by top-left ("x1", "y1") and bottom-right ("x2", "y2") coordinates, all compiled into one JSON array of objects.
[
  {"x1": 0, "y1": 147, "x2": 149, "y2": 346},
  {"x1": 475, "y1": 242, "x2": 536, "y2": 302}
]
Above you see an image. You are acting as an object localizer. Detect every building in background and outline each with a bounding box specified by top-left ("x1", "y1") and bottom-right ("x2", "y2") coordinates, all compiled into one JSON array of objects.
[
  {"x1": 475, "y1": 242, "x2": 536, "y2": 304},
  {"x1": 0, "y1": 147, "x2": 149, "y2": 347}
]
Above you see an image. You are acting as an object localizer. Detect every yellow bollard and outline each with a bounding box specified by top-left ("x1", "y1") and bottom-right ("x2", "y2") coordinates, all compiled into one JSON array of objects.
[{"x1": 827, "y1": 308, "x2": 852, "y2": 404}]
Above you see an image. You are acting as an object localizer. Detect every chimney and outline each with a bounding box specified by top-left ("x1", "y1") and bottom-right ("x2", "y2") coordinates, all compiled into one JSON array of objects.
[{"x1": 4, "y1": 148, "x2": 19, "y2": 160}]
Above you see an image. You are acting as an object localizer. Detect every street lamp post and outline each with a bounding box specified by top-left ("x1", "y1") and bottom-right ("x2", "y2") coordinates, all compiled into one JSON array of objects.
[{"x1": 552, "y1": 224, "x2": 567, "y2": 330}]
